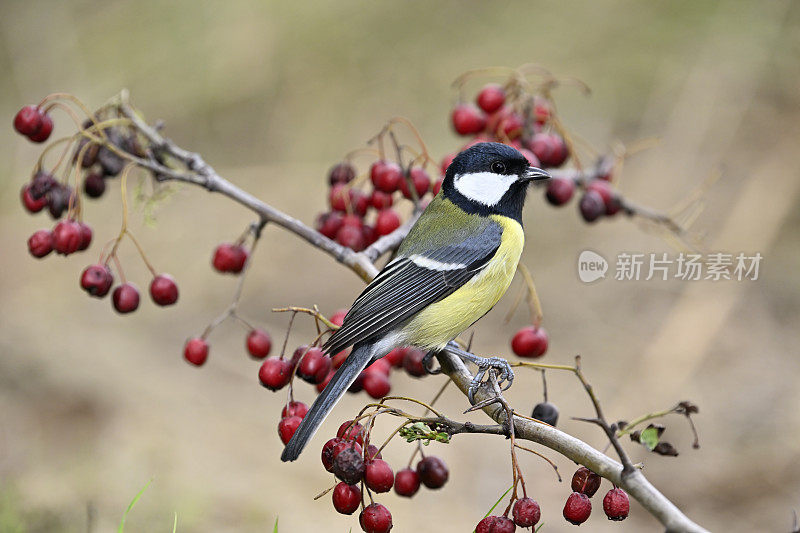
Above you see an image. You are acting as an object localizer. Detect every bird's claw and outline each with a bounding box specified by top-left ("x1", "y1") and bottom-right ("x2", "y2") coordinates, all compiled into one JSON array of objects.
[
  {"x1": 467, "y1": 356, "x2": 514, "y2": 403},
  {"x1": 422, "y1": 350, "x2": 442, "y2": 375}
]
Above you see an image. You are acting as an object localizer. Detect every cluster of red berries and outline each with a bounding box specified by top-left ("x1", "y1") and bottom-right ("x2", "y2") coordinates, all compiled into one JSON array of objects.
[
  {"x1": 21, "y1": 171, "x2": 77, "y2": 220},
  {"x1": 315, "y1": 158, "x2": 437, "y2": 252},
  {"x1": 476, "y1": 496, "x2": 541, "y2": 532},
  {"x1": 14, "y1": 105, "x2": 54, "y2": 143},
  {"x1": 284, "y1": 419, "x2": 450, "y2": 533},
  {"x1": 183, "y1": 327, "x2": 271, "y2": 367},
  {"x1": 563, "y1": 467, "x2": 630, "y2": 525},
  {"x1": 448, "y1": 83, "x2": 568, "y2": 171}
]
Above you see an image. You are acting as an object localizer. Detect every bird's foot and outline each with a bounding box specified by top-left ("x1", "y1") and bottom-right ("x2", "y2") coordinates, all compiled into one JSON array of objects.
[
  {"x1": 421, "y1": 350, "x2": 442, "y2": 375},
  {"x1": 444, "y1": 342, "x2": 514, "y2": 403}
]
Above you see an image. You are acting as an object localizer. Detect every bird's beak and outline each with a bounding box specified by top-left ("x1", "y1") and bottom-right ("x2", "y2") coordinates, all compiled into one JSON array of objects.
[{"x1": 524, "y1": 166, "x2": 551, "y2": 181}]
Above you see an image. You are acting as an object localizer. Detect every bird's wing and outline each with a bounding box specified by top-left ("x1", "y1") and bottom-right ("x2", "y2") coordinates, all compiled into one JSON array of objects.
[{"x1": 323, "y1": 221, "x2": 503, "y2": 356}]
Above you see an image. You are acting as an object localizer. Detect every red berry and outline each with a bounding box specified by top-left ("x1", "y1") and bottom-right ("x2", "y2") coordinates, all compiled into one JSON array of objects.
[
  {"x1": 337, "y1": 420, "x2": 365, "y2": 445},
  {"x1": 112, "y1": 283, "x2": 140, "y2": 314},
  {"x1": 375, "y1": 209, "x2": 401, "y2": 236},
  {"x1": 258, "y1": 357, "x2": 292, "y2": 390},
  {"x1": 52, "y1": 220, "x2": 82, "y2": 255},
  {"x1": 512, "y1": 497, "x2": 541, "y2": 527},
  {"x1": 359, "y1": 503, "x2": 392, "y2": 533},
  {"x1": 365, "y1": 444, "x2": 382, "y2": 461},
  {"x1": 332, "y1": 482, "x2": 361, "y2": 515},
  {"x1": 531, "y1": 133, "x2": 569, "y2": 167},
  {"x1": 533, "y1": 97, "x2": 551, "y2": 124},
  {"x1": 563, "y1": 492, "x2": 592, "y2": 525},
  {"x1": 348, "y1": 371, "x2": 366, "y2": 393},
  {"x1": 363, "y1": 372, "x2": 391, "y2": 399},
  {"x1": 602, "y1": 488, "x2": 629, "y2": 521},
  {"x1": 579, "y1": 190, "x2": 606, "y2": 223},
  {"x1": 80, "y1": 264, "x2": 114, "y2": 297},
  {"x1": 28, "y1": 113, "x2": 53, "y2": 143},
  {"x1": 476, "y1": 84, "x2": 506, "y2": 114},
  {"x1": 21, "y1": 184, "x2": 47, "y2": 213},
  {"x1": 328, "y1": 162, "x2": 356, "y2": 186},
  {"x1": 383, "y1": 348, "x2": 405, "y2": 368},
  {"x1": 371, "y1": 161, "x2": 402, "y2": 193},
  {"x1": 76, "y1": 222, "x2": 92, "y2": 251},
  {"x1": 281, "y1": 402, "x2": 308, "y2": 418},
  {"x1": 246, "y1": 329, "x2": 272, "y2": 359},
  {"x1": 451, "y1": 104, "x2": 487, "y2": 136},
  {"x1": 362, "y1": 224, "x2": 377, "y2": 246},
  {"x1": 500, "y1": 113, "x2": 524, "y2": 140},
  {"x1": 83, "y1": 173, "x2": 106, "y2": 198},
  {"x1": 476, "y1": 515, "x2": 515, "y2": 533},
  {"x1": 586, "y1": 180, "x2": 621, "y2": 216},
  {"x1": 393, "y1": 468, "x2": 420, "y2": 497},
  {"x1": 317, "y1": 369, "x2": 335, "y2": 393},
  {"x1": 278, "y1": 415, "x2": 302, "y2": 445},
  {"x1": 351, "y1": 190, "x2": 370, "y2": 217},
  {"x1": 402, "y1": 348, "x2": 427, "y2": 377},
  {"x1": 329, "y1": 308, "x2": 348, "y2": 327},
  {"x1": 316, "y1": 211, "x2": 344, "y2": 239},
  {"x1": 333, "y1": 445, "x2": 365, "y2": 485},
  {"x1": 13, "y1": 105, "x2": 42, "y2": 136},
  {"x1": 329, "y1": 184, "x2": 350, "y2": 212},
  {"x1": 336, "y1": 224, "x2": 366, "y2": 251},
  {"x1": 545, "y1": 177, "x2": 576, "y2": 206},
  {"x1": 341, "y1": 213, "x2": 363, "y2": 228},
  {"x1": 322, "y1": 438, "x2": 344, "y2": 471},
  {"x1": 27, "y1": 229, "x2": 54, "y2": 258},
  {"x1": 212, "y1": 243, "x2": 248, "y2": 273},
  {"x1": 511, "y1": 326, "x2": 548, "y2": 358},
  {"x1": 518, "y1": 148, "x2": 541, "y2": 168},
  {"x1": 365, "y1": 358, "x2": 391, "y2": 376},
  {"x1": 297, "y1": 347, "x2": 331, "y2": 384},
  {"x1": 149, "y1": 274, "x2": 178, "y2": 306},
  {"x1": 399, "y1": 167, "x2": 430, "y2": 200},
  {"x1": 365, "y1": 459, "x2": 394, "y2": 493},
  {"x1": 416, "y1": 456, "x2": 448, "y2": 489},
  {"x1": 571, "y1": 467, "x2": 602, "y2": 497},
  {"x1": 440, "y1": 153, "x2": 456, "y2": 176},
  {"x1": 184, "y1": 338, "x2": 209, "y2": 366},
  {"x1": 370, "y1": 190, "x2": 394, "y2": 210},
  {"x1": 432, "y1": 178, "x2": 443, "y2": 196},
  {"x1": 332, "y1": 348, "x2": 350, "y2": 369}
]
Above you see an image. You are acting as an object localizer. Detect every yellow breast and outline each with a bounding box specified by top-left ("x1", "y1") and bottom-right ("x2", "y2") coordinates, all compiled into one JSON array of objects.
[{"x1": 403, "y1": 215, "x2": 524, "y2": 349}]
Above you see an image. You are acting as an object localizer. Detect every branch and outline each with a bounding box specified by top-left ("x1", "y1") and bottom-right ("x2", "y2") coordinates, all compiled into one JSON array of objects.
[{"x1": 436, "y1": 349, "x2": 709, "y2": 533}]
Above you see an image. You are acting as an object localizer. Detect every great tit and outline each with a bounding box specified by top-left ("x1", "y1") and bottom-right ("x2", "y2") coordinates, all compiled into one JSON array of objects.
[{"x1": 281, "y1": 142, "x2": 550, "y2": 462}]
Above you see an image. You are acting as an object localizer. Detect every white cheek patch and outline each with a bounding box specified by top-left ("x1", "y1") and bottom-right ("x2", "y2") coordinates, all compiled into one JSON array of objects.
[{"x1": 454, "y1": 172, "x2": 517, "y2": 206}]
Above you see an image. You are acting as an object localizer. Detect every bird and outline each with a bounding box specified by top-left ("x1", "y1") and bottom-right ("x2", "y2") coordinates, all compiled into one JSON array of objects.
[{"x1": 281, "y1": 142, "x2": 550, "y2": 462}]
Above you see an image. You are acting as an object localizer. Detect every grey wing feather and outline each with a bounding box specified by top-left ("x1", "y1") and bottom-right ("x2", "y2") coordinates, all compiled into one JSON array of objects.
[{"x1": 323, "y1": 222, "x2": 503, "y2": 356}]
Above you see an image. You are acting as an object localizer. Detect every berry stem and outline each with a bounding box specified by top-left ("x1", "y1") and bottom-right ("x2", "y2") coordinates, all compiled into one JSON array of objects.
[
  {"x1": 517, "y1": 263, "x2": 543, "y2": 327},
  {"x1": 513, "y1": 443, "x2": 562, "y2": 482}
]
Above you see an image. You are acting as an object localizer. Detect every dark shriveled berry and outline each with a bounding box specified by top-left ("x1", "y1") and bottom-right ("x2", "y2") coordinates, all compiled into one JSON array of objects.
[
  {"x1": 47, "y1": 185, "x2": 74, "y2": 219},
  {"x1": 332, "y1": 482, "x2": 361, "y2": 515},
  {"x1": 512, "y1": 497, "x2": 541, "y2": 527},
  {"x1": 359, "y1": 503, "x2": 392, "y2": 533},
  {"x1": 83, "y1": 172, "x2": 106, "y2": 198},
  {"x1": 416, "y1": 456, "x2": 448, "y2": 489},
  {"x1": 184, "y1": 338, "x2": 209, "y2": 366},
  {"x1": 333, "y1": 446, "x2": 365, "y2": 485},
  {"x1": 571, "y1": 466, "x2": 602, "y2": 497},
  {"x1": 532, "y1": 401, "x2": 559, "y2": 426},
  {"x1": 394, "y1": 468, "x2": 420, "y2": 497},
  {"x1": 603, "y1": 488, "x2": 629, "y2": 521},
  {"x1": 328, "y1": 162, "x2": 356, "y2": 186},
  {"x1": 579, "y1": 190, "x2": 605, "y2": 223},
  {"x1": 563, "y1": 492, "x2": 592, "y2": 525}
]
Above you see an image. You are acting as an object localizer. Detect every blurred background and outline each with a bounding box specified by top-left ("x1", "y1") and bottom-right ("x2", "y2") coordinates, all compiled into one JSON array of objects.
[{"x1": 1, "y1": 1, "x2": 799, "y2": 531}]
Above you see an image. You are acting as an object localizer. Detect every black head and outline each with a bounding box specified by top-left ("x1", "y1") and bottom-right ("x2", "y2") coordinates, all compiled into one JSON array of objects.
[{"x1": 441, "y1": 142, "x2": 550, "y2": 222}]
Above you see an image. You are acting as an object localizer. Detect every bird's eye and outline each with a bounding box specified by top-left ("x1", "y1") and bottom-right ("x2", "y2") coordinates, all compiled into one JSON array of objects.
[{"x1": 491, "y1": 161, "x2": 506, "y2": 174}]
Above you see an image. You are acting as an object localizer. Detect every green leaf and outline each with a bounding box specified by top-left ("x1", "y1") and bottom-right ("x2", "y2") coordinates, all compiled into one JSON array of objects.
[
  {"x1": 398, "y1": 422, "x2": 450, "y2": 445},
  {"x1": 640, "y1": 426, "x2": 660, "y2": 451},
  {"x1": 118, "y1": 479, "x2": 152, "y2": 533}
]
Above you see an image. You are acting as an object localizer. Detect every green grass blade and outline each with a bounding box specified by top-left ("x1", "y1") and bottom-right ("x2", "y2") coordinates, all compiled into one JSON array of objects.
[
  {"x1": 117, "y1": 479, "x2": 152, "y2": 533},
  {"x1": 172, "y1": 512, "x2": 178, "y2": 533},
  {"x1": 484, "y1": 485, "x2": 513, "y2": 518},
  {"x1": 273, "y1": 517, "x2": 279, "y2": 533}
]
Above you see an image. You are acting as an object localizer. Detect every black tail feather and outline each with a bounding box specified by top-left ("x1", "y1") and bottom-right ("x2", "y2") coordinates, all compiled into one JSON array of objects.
[{"x1": 280, "y1": 342, "x2": 374, "y2": 462}]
